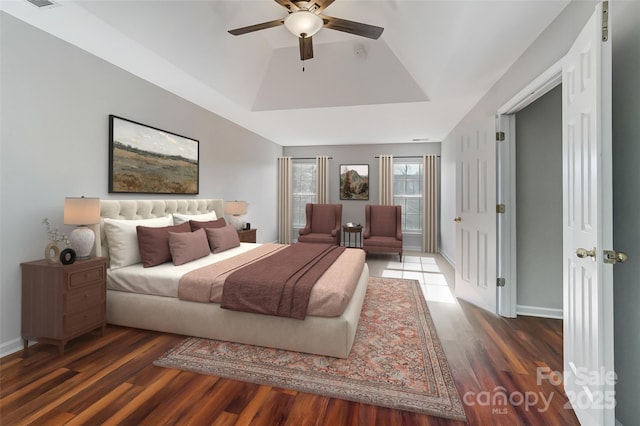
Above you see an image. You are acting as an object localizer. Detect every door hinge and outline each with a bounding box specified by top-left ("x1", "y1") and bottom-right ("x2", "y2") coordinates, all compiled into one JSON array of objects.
[
  {"x1": 602, "y1": 1, "x2": 609, "y2": 42},
  {"x1": 496, "y1": 204, "x2": 506, "y2": 214},
  {"x1": 496, "y1": 131, "x2": 505, "y2": 141},
  {"x1": 497, "y1": 278, "x2": 506, "y2": 287}
]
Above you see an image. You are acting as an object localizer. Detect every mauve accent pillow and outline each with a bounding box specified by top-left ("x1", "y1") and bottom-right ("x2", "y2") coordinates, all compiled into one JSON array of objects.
[
  {"x1": 205, "y1": 224, "x2": 241, "y2": 253},
  {"x1": 189, "y1": 217, "x2": 226, "y2": 232},
  {"x1": 136, "y1": 222, "x2": 191, "y2": 268},
  {"x1": 168, "y1": 228, "x2": 211, "y2": 266}
]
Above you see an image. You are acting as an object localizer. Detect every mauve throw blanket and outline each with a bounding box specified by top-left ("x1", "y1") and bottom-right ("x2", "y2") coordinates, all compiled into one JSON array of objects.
[{"x1": 221, "y1": 243, "x2": 345, "y2": 319}]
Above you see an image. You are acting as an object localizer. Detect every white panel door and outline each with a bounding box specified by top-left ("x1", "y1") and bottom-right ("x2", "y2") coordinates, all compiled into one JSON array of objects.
[
  {"x1": 455, "y1": 119, "x2": 497, "y2": 312},
  {"x1": 562, "y1": 2, "x2": 614, "y2": 425}
]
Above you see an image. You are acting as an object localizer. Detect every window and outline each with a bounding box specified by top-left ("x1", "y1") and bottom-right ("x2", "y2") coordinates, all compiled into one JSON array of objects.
[
  {"x1": 292, "y1": 160, "x2": 316, "y2": 235},
  {"x1": 393, "y1": 161, "x2": 423, "y2": 233}
]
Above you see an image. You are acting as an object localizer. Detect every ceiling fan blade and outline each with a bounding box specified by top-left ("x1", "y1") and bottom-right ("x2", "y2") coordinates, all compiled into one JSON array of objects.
[
  {"x1": 299, "y1": 36, "x2": 314, "y2": 60},
  {"x1": 228, "y1": 18, "x2": 284, "y2": 36},
  {"x1": 320, "y1": 15, "x2": 384, "y2": 39}
]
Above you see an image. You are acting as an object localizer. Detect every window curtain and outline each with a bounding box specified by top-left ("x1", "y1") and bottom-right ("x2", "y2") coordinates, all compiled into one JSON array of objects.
[
  {"x1": 378, "y1": 155, "x2": 394, "y2": 205},
  {"x1": 277, "y1": 157, "x2": 292, "y2": 244},
  {"x1": 422, "y1": 155, "x2": 440, "y2": 253},
  {"x1": 316, "y1": 156, "x2": 330, "y2": 203}
]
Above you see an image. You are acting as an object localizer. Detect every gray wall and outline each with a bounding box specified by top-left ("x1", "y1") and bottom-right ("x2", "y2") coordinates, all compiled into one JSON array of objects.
[
  {"x1": 283, "y1": 143, "x2": 441, "y2": 249},
  {"x1": 0, "y1": 13, "x2": 281, "y2": 356},
  {"x1": 612, "y1": 2, "x2": 640, "y2": 423},
  {"x1": 515, "y1": 85, "x2": 563, "y2": 313}
]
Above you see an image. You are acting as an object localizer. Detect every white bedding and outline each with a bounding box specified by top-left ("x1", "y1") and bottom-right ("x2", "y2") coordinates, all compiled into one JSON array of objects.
[
  {"x1": 107, "y1": 242, "x2": 366, "y2": 317},
  {"x1": 107, "y1": 243, "x2": 258, "y2": 297}
]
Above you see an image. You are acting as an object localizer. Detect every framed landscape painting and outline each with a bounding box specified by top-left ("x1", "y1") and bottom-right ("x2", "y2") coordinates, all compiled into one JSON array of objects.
[
  {"x1": 109, "y1": 115, "x2": 199, "y2": 194},
  {"x1": 340, "y1": 164, "x2": 369, "y2": 200}
]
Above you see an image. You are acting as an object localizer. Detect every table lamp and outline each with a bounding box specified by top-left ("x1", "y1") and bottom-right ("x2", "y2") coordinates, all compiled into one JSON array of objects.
[
  {"x1": 64, "y1": 196, "x2": 100, "y2": 259},
  {"x1": 225, "y1": 200, "x2": 247, "y2": 230}
]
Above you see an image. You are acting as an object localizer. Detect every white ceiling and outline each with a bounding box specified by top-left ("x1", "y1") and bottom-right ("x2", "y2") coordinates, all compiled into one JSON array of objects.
[{"x1": 1, "y1": 0, "x2": 570, "y2": 146}]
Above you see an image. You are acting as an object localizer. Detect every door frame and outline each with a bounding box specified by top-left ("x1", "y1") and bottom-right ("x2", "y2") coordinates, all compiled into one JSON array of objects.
[{"x1": 495, "y1": 59, "x2": 563, "y2": 317}]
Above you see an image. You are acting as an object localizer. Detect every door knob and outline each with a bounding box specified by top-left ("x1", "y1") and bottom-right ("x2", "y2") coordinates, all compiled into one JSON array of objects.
[
  {"x1": 576, "y1": 247, "x2": 597, "y2": 259},
  {"x1": 454, "y1": 217, "x2": 462, "y2": 222},
  {"x1": 604, "y1": 250, "x2": 628, "y2": 264}
]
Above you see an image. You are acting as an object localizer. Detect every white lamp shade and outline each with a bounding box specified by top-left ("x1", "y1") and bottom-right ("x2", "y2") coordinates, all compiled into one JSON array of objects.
[
  {"x1": 225, "y1": 201, "x2": 248, "y2": 216},
  {"x1": 64, "y1": 197, "x2": 100, "y2": 225},
  {"x1": 284, "y1": 10, "x2": 323, "y2": 37}
]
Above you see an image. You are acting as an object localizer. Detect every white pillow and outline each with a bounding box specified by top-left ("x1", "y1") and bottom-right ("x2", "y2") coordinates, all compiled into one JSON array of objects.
[
  {"x1": 104, "y1": 215, "x2": 173, "y2": 269},
  {"x1": 172, "y1": 211, "x2": 217, "y2": 225}
]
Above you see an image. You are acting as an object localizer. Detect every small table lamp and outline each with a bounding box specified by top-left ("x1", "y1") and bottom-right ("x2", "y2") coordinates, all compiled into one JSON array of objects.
[
  {"x1": 225, "y1": 200, "x2": 247, "y2": 230},
  {"x1": 64, "y1": 196, "x2": 100, "y2": 259}
]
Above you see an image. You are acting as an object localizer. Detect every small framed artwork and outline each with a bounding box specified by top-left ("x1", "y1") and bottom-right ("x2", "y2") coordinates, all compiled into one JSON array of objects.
[
  {"x1": 109, "y1": 115, "x2": 199, "y2": 194},
  {"x1": 340, "y1": 164, "x2": 369, "y2": 200}
]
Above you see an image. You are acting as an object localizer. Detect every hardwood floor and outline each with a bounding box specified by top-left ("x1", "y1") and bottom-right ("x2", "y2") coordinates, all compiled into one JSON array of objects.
[{"x1": 1, "y1": 253, "x2": 579, "y2": 425}]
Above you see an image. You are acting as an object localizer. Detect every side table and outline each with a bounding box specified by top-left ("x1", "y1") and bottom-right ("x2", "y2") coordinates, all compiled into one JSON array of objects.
[{"x1": 342, "y1": 225, "x2": 363, "y2": 248}]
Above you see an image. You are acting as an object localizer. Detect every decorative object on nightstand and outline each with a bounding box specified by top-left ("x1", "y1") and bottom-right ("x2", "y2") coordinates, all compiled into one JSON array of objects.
[
  {"x1": 225, "y1": 200, "x2": 247, "y2": 231},
  {"x1": 237, "y1": 228, "x2": 257, "y2": 243},
  {"x1": 21, "y1": 257, "x2": 107, "y2": 357},
  {"x1": 59, "y1": 248, "x2": 77, "y2": 265},
  {"x1": 42, "y1": 218, "x2": 71, "y2": 264},
  {"x1": 64, "y1": 196, "x2": 100, "y2": 259}
]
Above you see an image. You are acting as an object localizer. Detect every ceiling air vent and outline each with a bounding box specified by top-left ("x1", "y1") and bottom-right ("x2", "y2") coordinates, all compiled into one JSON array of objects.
[{"x1": 26, "y1": 0, "x2": 57, "y2": 8}]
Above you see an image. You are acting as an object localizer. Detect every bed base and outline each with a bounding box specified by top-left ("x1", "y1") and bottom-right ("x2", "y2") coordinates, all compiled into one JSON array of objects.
[{"x1": 107, "y1": 264, "x2": 369, "y2": 358}]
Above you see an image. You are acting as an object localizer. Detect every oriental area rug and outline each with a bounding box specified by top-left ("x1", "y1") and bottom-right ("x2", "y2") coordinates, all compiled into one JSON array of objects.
[{"x1": 153, "y1": 277, "x2": 467, "y2": 421}]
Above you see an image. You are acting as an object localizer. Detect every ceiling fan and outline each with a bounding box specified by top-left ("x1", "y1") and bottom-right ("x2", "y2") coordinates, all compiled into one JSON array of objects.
[{"x1": 228, "y1": 0, "x2": 384, "y2": 61}]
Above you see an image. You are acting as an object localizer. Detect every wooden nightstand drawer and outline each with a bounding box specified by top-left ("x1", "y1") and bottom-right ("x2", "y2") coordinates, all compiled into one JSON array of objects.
[
  {"x1": 64, "y1": 307, "x2": 105, "y2": 336},
  {"x1": 64, "y1": 284, "x2": 105, "y2": 314},
  {"x1": 237, "y1": 228, "x2": 257, "y2": 243},
  {"x1": 66, "y1": 264, "x2": 105, "y2": 290}
]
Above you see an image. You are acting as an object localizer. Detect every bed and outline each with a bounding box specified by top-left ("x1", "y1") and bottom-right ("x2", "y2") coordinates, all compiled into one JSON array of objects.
[{"x1": 96, "y1": 199, "x2": 369, "y2": 358}]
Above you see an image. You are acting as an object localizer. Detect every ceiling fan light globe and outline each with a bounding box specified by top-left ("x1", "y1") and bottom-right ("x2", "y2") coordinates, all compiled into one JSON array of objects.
[{"x1": 284, "y1": 10, "x2": 323, "y2": 38}]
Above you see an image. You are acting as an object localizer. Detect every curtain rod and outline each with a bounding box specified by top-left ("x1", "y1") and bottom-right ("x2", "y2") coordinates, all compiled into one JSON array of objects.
[
  {"x1": 290, "y1": 157, "x2": 333, "y2": 160},
  {"x1": 374, "y1": 155, "x2": 440, "y2": 159}
]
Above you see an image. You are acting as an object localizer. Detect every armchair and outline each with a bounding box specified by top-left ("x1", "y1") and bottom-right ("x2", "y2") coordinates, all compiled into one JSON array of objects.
[
  {"x1": 297, "y1": 203, "x2": 342, "y2": 245},
  {"x1": 363, "y1": 204, "x2": 403, "y2": 261}
]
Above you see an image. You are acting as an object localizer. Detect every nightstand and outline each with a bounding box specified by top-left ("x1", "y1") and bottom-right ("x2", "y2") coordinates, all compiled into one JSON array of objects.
[
  {"x1": 237, "y1": 228, "x2": 257, "y2": 243},
  {"x1": 21, "y1": 257, "x2": 107, "y2": 357}
]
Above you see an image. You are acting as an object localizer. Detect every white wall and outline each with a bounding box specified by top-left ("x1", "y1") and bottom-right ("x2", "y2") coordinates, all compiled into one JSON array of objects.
[
  {"x1": 439, "y1": 0, "x2": 639, "y2": 421},
  {"x1": 0, "y1": 13, "x2": 281, "y2": 356},
  {"x1": 439, "y1": 0, "x2": 596, "y2": 262}
]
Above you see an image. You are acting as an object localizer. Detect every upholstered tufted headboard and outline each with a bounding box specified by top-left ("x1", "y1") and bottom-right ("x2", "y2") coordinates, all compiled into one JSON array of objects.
[{"x1": 96, "y1": 199, "x2": 225, "y2": 259}]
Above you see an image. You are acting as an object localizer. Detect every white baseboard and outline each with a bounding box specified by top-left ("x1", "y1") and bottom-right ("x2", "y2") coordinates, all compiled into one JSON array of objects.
[
  {"x1": 439, "y1": 250, "x2": 455, "y2": 268},
  {"x1": 0, "y1": 337, "x2": 26, "y2": 358},
  {"x1": 516, "y1": 305, "x2": 563, "y2": 319}
]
